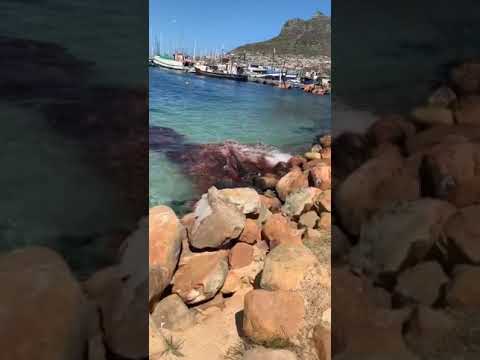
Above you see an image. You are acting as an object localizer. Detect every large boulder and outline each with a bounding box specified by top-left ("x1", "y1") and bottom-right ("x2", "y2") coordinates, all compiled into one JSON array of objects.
[
  {"x1": 309, "y1": 163, "x2": 332, "y2": 190},
  {"x1": 299, "y1": 210, "x2": 319, "y2": 228},
  {"x1": 0, "y1": 247, "x2": 93, "y2": 360},
  {"x1": 261, "y1": 244, "x2": 321, "y2": 292},
  {"x1": 229, "y1": 244, "x2": 267, "y2": 286},
  {"x1": 352, "y1": 199, "x2": 456, "y2": 276},
  {"x1": 151, "y1": 294, "x2": 195, "y2": 331},
  {"x1": 172, "y1": 251, "x2": 228, "y2": 304},
  {"x1": 259, "y1": 194, "x2": 282, "y2": 211},
  {"x1": 262, "y1": 213, "x2": 303, "y2": 249},
  {"x1": 149, "y1": 206, "x2": 183, "y2": 301},
  {"x1": 336, "y1": 149, "x2": 420, "y2": 235},
  {"x1": 239, "y1": 218, "x2": 261, "y2": 244},
  {"x1": 229, "y1": 242, "x2": 254, "y2": 269},
  {"x1": 281, "y1": 187, "x2": 322, "y2": 217},
  {"x1": 243, "y1": 290, "x2": 305, "y2": 345},
  {"x1": 276, "y1": 168, "x2": 309, "y2": 201},
  {"x1": 221, "y1": 270, "x2": 242, "y2": 295},
  {"x1": 316, "y1": 212, "x2": 331, "y2": 230},
  {"x1": 317, "y1": 189, "x2": 332, "y2": 212},
  {"x1": 189, "y1": 188, "x2": 246, "y2": 249},
  {"x1": 216, "y1": 187, "x2": 261, "y2": 214}
]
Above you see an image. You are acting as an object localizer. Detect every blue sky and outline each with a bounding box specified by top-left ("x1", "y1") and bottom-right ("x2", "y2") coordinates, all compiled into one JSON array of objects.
[{"x1": 149, "y1": 0, "x2": 331, "y2": 55}]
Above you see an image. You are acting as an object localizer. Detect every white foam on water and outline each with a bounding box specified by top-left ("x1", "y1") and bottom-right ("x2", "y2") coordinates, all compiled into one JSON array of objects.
[
  {"x1": 332, "y1": 99, "x2": 378, "y2": 137},
  {"x1": 224, "y1": 141, "x2": 292, "y2": 167},
  {"x1": 264, "y1": 150, "x2": 292, "y2": 166}
]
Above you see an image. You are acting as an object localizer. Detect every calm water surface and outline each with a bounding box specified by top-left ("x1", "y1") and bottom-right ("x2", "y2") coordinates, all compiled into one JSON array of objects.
[
  {"x1": 149, "y1": 67, "x2": 331, "y2": 208},
  {"x1": 0, "y1": 0, "x2": 144, "y2": 276}
]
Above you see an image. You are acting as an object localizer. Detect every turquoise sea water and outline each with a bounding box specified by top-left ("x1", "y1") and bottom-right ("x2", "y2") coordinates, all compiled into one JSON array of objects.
[{"x1": 149, "y1": 67, "x2": 331, "y2": 208}]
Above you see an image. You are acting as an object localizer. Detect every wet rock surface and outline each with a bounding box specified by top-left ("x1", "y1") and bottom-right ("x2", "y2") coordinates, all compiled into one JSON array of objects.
[{"x1": 150, "y1": 129, "x2": 293, "y2": 197}]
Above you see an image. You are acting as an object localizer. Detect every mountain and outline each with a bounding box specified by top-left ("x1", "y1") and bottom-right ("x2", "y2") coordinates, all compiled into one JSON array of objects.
[{"x1": 232, "y1": 11, "x2": 331, "y2": 58}]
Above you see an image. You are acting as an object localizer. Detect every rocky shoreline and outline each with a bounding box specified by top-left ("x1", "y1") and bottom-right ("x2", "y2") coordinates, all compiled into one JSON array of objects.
[
  {"x1": 332, "y1": 60, "x2": 480, "y2": 359},
  {"x1": 0, "y1": 135, "x2": 331, "y2": 360},
  {"x1": 149, "y1": 135, "x2": 332, "y2": 360}
]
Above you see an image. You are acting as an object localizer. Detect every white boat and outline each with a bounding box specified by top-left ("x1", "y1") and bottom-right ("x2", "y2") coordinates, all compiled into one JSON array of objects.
[
  {"x1": 152, "y1": 55, "x2": 184, "y2": 71},
  {"x1": 246, "y1": 64, "x2": 269, "y2": 77}
]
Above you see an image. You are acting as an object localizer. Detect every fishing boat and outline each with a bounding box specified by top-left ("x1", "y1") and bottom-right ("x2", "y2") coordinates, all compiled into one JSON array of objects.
[
  {"x1": 152, "y1": 55, "x2": 185, "y2": 71},
  {"x1": 246, "y1": 64, "x2": 269, "y2": 77},
  {"x1": 194, "y1": 64, "x2": 248, "y2": 81}
]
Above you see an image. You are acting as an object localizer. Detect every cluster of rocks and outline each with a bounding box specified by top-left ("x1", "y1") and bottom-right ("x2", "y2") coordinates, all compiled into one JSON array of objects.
[
  {"x1": 332, "y1": 60, "x2": 480, "y2": 359},
  {"x1": 304, "y1": 84, "x2": 330, "y2": 96},
  {"x1": 149, "y1": 136, "x2": 332, "y2": 360}
]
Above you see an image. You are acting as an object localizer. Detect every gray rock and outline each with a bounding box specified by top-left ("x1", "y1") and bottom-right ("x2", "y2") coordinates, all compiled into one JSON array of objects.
[
  {"x1": 172, "y1": 252, "x2": 229, "y2": 304},
  {"x1": 190, "y1": 188, "x2": 245, "y2": 249},
  {"x1": 281, "y1": 187, "x2": 321, "y2": 217},
  {"x1": 261, "y1": 244, "x2": 319, "y2": 291},
  {"x1": 151, "y1": 294, "x2": 195, "y2": 331},
  {"x1": 299, "y1": 210, "x2": 319, "y2": 228},
  {"x1": 216, "y1": 187, "x2": 261, "y2": 214}
]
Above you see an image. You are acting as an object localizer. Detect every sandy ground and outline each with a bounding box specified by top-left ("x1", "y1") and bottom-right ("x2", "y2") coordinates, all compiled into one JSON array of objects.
[{"x1": 156, "y1": 287, "x2": 251, "y2": 360}]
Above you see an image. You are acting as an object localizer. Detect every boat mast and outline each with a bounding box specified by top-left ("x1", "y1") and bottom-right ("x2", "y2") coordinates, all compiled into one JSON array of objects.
[
  {"x1": 159, "y1": 33, "x2": 163, "y2": 56},
  {"x1": 155, "y1": 36, "x2": 159, "y2": 56}
]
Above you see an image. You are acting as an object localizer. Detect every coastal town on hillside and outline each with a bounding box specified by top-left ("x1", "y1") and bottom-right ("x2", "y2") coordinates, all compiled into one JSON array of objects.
[{"x1": 149, "y1": 12, "x2": 331, "y2": 95}]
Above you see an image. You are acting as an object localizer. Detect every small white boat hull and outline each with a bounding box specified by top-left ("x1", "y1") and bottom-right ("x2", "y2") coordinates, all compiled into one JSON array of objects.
[{"x1": 152, "y1": 56, "x2": 184, "y2": 71}]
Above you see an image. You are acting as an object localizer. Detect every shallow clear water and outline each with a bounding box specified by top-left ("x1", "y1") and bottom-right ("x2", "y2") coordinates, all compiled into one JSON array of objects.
[{"x1": 149, "y1": 67, "x2": 331, "y2": 207}]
